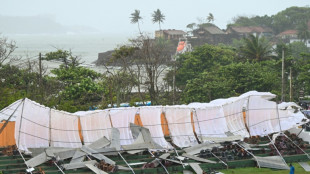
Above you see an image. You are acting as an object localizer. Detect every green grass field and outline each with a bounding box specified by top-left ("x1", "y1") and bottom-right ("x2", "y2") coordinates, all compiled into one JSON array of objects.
[{"x1": 219, "y1": 162, "x2": 309, "y2": 174}]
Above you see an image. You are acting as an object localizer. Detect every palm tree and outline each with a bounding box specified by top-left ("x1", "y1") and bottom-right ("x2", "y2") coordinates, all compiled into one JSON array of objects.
[
  {"x1": 152, "y1": 9, "x2": 165, "y2": 30},
  {"x1": 240, "y1": 34, "x2": 273, "y2": 61},
  {"x1": 297, "y1": 22, "x2": 310, "y2": 44},
  {"x1": 207, "y1": 13, "x2": 214, "y2": 23},
  {"x1": 130, "y1": 9, "x2": 143, "y2": 35}
]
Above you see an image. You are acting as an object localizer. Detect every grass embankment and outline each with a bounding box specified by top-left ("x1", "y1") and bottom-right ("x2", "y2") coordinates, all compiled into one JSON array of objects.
[{"x1": 219, "y1": 162, "x2": 308, "y2": 174}]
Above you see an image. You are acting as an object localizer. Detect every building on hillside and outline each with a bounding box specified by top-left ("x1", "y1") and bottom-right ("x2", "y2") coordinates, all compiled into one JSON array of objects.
[
  {"x1": 277, "y1": 30, "x2": 310, "y2": 47},
  {"x1": 277, "y1": 30, "x2": 298, "y2": 39},
  {"x1": 192, "y1": 25, "x2": 227, "y2": 43},
  {"x1": 227, "y1": 26, "x2": 273, "y2": 38},
  {"x1": 193, "y1": 26, "x2": 225, "y2": 38},
  {"x1": 155, "y1": 29, "x2": 186, "y2": 40}
]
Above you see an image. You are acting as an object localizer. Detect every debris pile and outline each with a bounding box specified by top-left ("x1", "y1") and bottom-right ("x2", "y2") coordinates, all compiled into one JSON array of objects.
[{"x1": 2, "y1": 145, "x2": 17, "y2": 156}]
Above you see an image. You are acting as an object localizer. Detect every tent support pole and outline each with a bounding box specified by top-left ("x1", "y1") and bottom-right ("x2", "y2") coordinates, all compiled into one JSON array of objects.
[
  {"x1": 17, "y1": 99, "x2": 26, "y2": 149},
  {"x1": 283, "y1": 134, "x2": 310, "y2": 159},
  {"x1": 147, "y1": 150, "x2": 169, "y2": 174},
  {"x1": 54, "y1": 161, "x2": 65, "y2": 174},
  {"x1": 245, "y1": 96, "x2": 251, "y2": 136},
  {"x1": 162, "y1": 108, "x2": 185, "y2": 168},
  {"x1": 0, "y1": 98, "x2": 24, "y2": 134},
  {"x1": 267, "y1": 134, "x2": 288, "y2": 166},
  {"x1": 235, "y1": 142, "x2": 260, "y2": 168},
  {"x1": 49, "y1": 108, "x2": 52, "y2": 147},
  {"x1": 18, "y1": 149, "x2": 33, "y2": 174},
  {"x1": 118, "y1": 152, "x2": 135, "y2": 174},
  {"x1": 276, "y1": 103, "x2": 282, "y2": 132},
  {"x1": 193, "y1": 109, "x2": 203, "y2": 143},
  {"x1": 210, "y1": 151, "x2": 228, "y2": 169}
]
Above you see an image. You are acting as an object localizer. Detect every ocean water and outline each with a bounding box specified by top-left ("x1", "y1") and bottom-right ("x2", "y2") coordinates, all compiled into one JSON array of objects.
[{"x1": 6, "y1": 33, "x2": 129, "y2": 64}]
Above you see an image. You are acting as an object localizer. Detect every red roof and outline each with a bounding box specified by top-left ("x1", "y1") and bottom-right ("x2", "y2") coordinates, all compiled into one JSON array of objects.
[{"x1": 277, "y1": 30, "x2": 297, "y2": 37}]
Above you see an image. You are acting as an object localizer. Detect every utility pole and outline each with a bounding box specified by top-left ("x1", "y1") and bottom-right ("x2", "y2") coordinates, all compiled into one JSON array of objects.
[
  {"x1": 39, "y1": 53, "x2": 42, "y2": 81},
  {"x1": 172, "y1": 57, "x2": 176, "y2": 105},
  {"x1": 290, "y1": 67, "x2": 292, "y2": 102},
  {"x1": 39, "y1": 53, "x2": 43, "y2": 102},
  {"x1": 281, "y1": 48, "x2": 285, "y2": 102}
]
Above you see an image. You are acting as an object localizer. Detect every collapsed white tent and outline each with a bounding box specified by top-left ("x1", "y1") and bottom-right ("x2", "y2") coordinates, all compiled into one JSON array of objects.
[
  {"x1": 139, "y1": 107, "x2": 173, "y2": 149},
  {"x1": 13, "y1": 98, "x2": 82, "y2": 152},
  {"x1": 0, "y1": 91, "x2": 307, "y2": 152}
]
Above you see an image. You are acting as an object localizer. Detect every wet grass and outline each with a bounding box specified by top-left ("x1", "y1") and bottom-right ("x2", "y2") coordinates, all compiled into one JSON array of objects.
[{"x1": 219, "y1": 162, "x2": 308, "y2": 174}]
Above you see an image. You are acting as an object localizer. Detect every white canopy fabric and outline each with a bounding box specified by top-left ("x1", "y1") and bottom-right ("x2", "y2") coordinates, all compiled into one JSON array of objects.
[
  {"x1": 15, "y1": 99, "x2": 50, "y2": 152},
  {"x1": 194, "y1": 105, "x2": 228, "y2": 141},
  {"x1": 165, "y1": 107, "x2": 198, "y2": 148},
  {"x1": 50, "y1": 109, "x2": 82, "y2": 148},
  {"x1": 0, "y1": 99, "x2": 23, "y2": 122},
  {"x1": 139, "y1": 107, "x2": 172, "y2": 149},
  {"x1": 278, "y1": 102, "x2": 306, "y2": 130},
  {"x1": 221, "y1": 98, "x2": 249, "y2": 137},
  {"x1": 79, "y1": 110, "x2": 111, "y2": 145},
  {"x1": 6, "y1": 91, "x2": 307, "y2": 151},
  {"x1": 109, "y1": 108, "x2": 138, "y2": 145},
  {"x1": 248, "y1": 95, "x2": 278, "y2": 136}
]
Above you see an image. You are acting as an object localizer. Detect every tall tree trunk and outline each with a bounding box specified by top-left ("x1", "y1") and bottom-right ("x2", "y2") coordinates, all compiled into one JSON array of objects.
[{"x1": 138, "y1": 22, "x2": 142, "y2": 35}]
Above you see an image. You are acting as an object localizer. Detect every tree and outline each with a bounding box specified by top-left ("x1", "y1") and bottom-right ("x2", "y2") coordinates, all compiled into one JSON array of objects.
[
  {"x1": 186, "y1": 23, "x2": 196, "y2": 35},
  {"x1": 181, "y1": 61, "x2": 280, "y2": 103},
  {"x1": 297, "y1": 22, "x2": 310, "y2": 44},
  {"x1": 176, "y1": 44, "x2": 236, "y2": 89},
  {"x1": 289, "y1": 41, "x2": 310, "y2": 59},
  {"x1": 239, "y1": 34, "x2": 273, "y2": 61},
  {"x1": 0, "y1": 34, "x2": 17, "y2": 65},
  {"x1": 110, "y1": 35, "x2": 174, "y2": 105},
  {"x1": 182, "y1": 71, "x2": 234, "y2": 103},
  {"x1": 272, "y1": 6, "x2": 310, "y2": 34},
  {"x1": 292, "y1": 53, "x2": 310, "y2": 98},
  {"x1": 45, "y1": 49, "x2": 80, "y2": 68},
  {"x1": 207, "y1": 13, "x2": 214, "y2": 23},
  {"x1": 130, "y1": 9, "x2": 143, "y2": 35},
  {"x1": 100, "y1": 46, "x2": 139, "y2": 107},
  {"x1": 45, "y1": 50, "x2": 106, "y2": 111},
  {"x1": 152, "y1": 9, "x2": 165, "y2": 30},
  {"x1": 51, "y1": 64, "x2": 105, "y2": 111},
  {"x1": 229, "y1": 16, "x2": 257, "y2": 27}
]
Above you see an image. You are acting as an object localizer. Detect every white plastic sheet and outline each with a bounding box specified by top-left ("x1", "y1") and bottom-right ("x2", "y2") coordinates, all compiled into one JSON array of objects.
[
  {"x1": 221, "y1": 98, "x2": 249, "y2": 137},
  {"x1": 0, "y1": 99, "x2": 23, "y2": 122},
  {"x1": 248, "y1": 96, "x2": 278, "y2": 136},
  {"x1": 278, "y1": 102, "x2": 306, "y2": 130},
  {"x1": 79, "y1": 110, "x2": 112, "y2": 145},
  {"x1": 194, "y1": 106, "x2": 228, "y2": 141},
  {"x1": 50, "y1": 109, "x2": 82, "y2": 148},
  {"x1": 139, "y1": 107, "x2": 172, "y2": 149},
  {"x1": 165, "y1": 107, "x2": 197, "y2": 148},
  {"x1": 15, "y1": 99, "x2": 50, "y2": 152},
  {"x1": 109, "y1": 108, "x2": 138, "y2": 145}
]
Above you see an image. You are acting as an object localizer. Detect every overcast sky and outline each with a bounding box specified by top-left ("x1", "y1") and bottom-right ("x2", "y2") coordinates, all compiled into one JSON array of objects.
[{"x1": 1, "y1": 0, "x2": 309, "y2": 36}]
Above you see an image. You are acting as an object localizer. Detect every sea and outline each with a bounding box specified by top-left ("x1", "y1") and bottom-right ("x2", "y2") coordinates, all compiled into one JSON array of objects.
[
  {"x1": 3, "y1": 33, "x2": 132, "y2": 74},
  {"x1": 4, "y1": 33, "x2": 167, "y2": 84}
]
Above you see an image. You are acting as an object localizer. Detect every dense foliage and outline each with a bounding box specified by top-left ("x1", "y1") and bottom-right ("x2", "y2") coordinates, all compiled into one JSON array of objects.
[
  {"x1": 176, "y1": 40, "x2": 285, "y2": 104},
  {"x1": 229, "y1": 6, "x2": 310, "y2": 34}
]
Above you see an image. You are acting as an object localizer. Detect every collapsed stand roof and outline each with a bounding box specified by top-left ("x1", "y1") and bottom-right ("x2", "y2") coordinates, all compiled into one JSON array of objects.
[
  {"x1": 0, "y1": 91, "x2": 307, "y2": 151},
  {"x1": 0, "y1": 91, "x2": 309, "y2": 173}
]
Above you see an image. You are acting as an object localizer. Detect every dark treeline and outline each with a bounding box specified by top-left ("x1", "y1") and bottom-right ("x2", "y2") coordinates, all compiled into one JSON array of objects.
[{"x1": 228, "y1": 6, "x2": 310, "y2": 34}]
